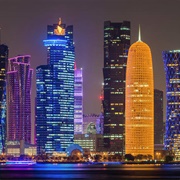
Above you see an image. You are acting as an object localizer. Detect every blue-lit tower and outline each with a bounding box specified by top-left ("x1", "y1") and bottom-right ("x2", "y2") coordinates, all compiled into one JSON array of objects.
[
  {"x1": 0, "y1": 44, "x2": 8, "y2": 153},
  {"x1": 36, "y1": 19, "x2": 75, "y2": 154},
  {"x1": 163, "y1": 50, "x2": 180, "y2": 160}
]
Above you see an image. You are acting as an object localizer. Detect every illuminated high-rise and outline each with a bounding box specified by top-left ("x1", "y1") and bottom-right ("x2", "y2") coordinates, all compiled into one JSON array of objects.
[
  {"x1": 163, "y1": 50, "x2": 180, "y2": 160},
  {"x1": 0, "y1": 44, "x2": 8, "y2": 153},
  {"x1": 7, "y1": 55, "x2": 33, "y2": 144},
  {"x1": 74, "y1": 64, "x2": 83, "y2": 134},
  {"x1": 36, "y1": 19, "x2": 75, "y2": 154},
  {"x1": 125, "y1": 28, "x2": 154, "y2": 158},
  {"x1": 103, "y1": 21, "x2": 130, "y2": 154}
]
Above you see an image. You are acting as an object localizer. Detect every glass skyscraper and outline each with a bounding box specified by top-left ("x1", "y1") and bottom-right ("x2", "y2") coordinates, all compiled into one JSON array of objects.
[
  {"x1": 74, "y1": 64, "x2": 83, "y2": 134},
  {"x1": 103, "y1": 21, "x2": 130, "y2": 154},
  {"x1": 7, "y1": 55, "x2": 33, "y2": 144},
  {"x1": 163, "y1": 50, "x2": 180, "y2": 160},
  {"x1": 0, "y1": 44, "x2": 8, "y2": 153},
  {"x1": 36, "y1": 19, "x2": 75, "y2": 154},
  {"x1": 125, "y1": 29, "x2": 154, "y2": 158}
]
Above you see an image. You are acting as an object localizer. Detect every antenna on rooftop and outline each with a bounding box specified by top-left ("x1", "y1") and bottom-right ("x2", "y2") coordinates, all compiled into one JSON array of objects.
[{"x1": 138, "y1": 24, "x2": 141, "y2": 41}]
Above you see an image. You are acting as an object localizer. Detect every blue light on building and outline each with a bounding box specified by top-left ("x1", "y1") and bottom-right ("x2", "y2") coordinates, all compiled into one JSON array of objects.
[
  {"x1": 0, "y1": 44, "x2": 8, "y2": 153},
  {"x1": 163, "y1": 50, "x2": 180, "y2": 160},
  {"x1": 43, "y1": 39, "x2": 67, "y2": 47},
  {"x1": 36, "y1": 19, "x2": 75, "y2": 154}
]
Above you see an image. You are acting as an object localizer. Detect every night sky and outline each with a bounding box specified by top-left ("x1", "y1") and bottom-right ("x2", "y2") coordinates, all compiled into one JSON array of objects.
[{"x1": 0, "y1": 0, "x2": 180, "y2": 120}]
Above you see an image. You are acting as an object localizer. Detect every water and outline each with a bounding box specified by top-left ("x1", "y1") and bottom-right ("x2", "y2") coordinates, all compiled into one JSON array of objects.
[{"x1": 0, "y1": 162, "x2": 180, "y2": 179}]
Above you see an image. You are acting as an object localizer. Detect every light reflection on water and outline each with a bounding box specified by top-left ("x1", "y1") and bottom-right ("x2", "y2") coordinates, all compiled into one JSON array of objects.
[
  {"x1": 0, "y1": 163, "x2": 175, "y2": 170},
  {"x1": 0, "y1": 163, "x2": 180, "y2": 179}
]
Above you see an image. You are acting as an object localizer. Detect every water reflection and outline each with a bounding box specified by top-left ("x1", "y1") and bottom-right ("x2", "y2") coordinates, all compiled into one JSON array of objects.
[{"x1": 0, "y1": 163, "x2": 180, "y2": 179}]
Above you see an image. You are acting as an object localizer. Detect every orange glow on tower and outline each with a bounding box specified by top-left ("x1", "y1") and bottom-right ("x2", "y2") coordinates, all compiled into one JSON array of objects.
[
  {"x1": 125, "y1": 27, "x2": 154, "y2": 158},
  {"x1": 54, "y1": 18, "x2": 65, "y2": 35}
]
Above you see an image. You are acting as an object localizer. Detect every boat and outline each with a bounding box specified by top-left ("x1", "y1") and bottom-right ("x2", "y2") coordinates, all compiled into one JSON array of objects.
[{"x1": 5, "y1": 160, "x2": 36, "y2": 165}]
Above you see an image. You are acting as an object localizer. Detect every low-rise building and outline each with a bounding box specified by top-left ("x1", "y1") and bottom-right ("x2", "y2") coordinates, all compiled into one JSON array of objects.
[
  {"x1": 6, "y1": 140, "x2": 37, "y2": 156},
  {"x1": 74, "y1": 134, "x2": 103, "y2": 153}
]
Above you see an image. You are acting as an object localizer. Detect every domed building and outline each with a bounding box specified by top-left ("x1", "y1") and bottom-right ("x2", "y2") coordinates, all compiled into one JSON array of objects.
[{"x1": 66, "y1": 144, "x2": 83, "y2": 157}]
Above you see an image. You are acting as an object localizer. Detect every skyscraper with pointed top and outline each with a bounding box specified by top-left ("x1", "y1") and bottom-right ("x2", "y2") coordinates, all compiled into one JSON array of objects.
[{"x1": 125, "y1": 26, "x2": 154, "y2": 158}]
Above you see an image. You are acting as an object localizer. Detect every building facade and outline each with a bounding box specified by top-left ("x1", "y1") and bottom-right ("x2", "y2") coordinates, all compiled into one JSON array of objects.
[
  {"x1": 74, "y1": 114, "x2": 104, "y2": 153},
  {"x1": 154, "y1": 89, "x2": 164, "y2": 144},
  {"x1": 36, "y1": 19, "x2": 75, "y2": 154},
  {"x1": 103, "y1": 21, "x2": 130, "y2": 154},
  {"x1": 74, "y1": 134, "x2": 103, "y2": 153},
  {"x1": 7, "y1": 55, "x2": 33, "y2": 144},
  {"x1": 83, "y1": 114, "x2": 103, "y2": 134},
  {"x1": 74, "y1": 65, "x2": 83, "y2": 134},
  {"x1": 0, "y1": 44, "x2": 8, "y2": 153},
  {"x1": 163, "y1": 50, "x2": 180, "y2": 160},
  {"x1": 6, "y1": 140, "x2": 36, "y2": 156},
  {"x1": 125, "y1": 29, "x2": 154, "y2": 158}
]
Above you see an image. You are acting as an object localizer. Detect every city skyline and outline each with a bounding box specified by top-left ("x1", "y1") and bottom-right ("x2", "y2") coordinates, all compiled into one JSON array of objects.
[{"x1": 0, "y1": 0, "x2": 180, "y2": 118}]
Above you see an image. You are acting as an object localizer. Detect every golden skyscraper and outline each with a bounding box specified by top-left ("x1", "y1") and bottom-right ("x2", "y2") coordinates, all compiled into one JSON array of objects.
[{"x1": 125, "y1": 27, "x2": 154, "y2": 158}]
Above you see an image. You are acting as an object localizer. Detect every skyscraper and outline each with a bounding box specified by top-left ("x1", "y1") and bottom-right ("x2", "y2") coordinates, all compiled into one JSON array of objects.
[
  {"x1": 103, "y1": 21, "x2": 130, "y2": 154},
  {"x1": 154, "y1": 89, "x2": 164, "y2": 144},
  {"x1": 7, "y1": 55, "x2": 33, "y2": 144},
  {"x1": 125, "y1": 28, "x2": 154, "y2": 158},
  {"x1": 0, "y1": 44, "x2": 8, "y2": 153},
  {"x1": 74, "y1": 64, "x2": 83, "y2": 134},
  {"x1": 36, "y1": 19, "x2": 75, "y2": 154},
  {"x1": 163, "y1": 50, "x2": 180, "y2": 160}
]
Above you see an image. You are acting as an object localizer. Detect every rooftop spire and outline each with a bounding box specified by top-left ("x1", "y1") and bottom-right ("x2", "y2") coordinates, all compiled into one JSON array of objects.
[
  {"x1": 58, "y1": 17, "x2": 62, "y2": 25},
  {"x1": 138, "y1": 25, "x2": 141, "y2": 41}
]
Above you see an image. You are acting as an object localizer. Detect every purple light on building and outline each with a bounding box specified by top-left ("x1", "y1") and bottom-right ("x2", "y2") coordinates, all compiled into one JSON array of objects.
[
  {"x1": 7, "y1": 55, "x2": 33, "y2": 144},
  {"x1": 74, "y1": 64, "x2": 83, "y2": 134}
]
